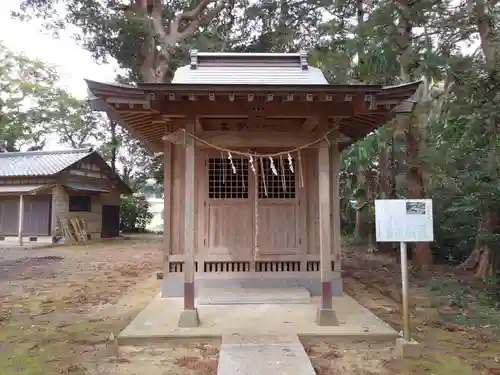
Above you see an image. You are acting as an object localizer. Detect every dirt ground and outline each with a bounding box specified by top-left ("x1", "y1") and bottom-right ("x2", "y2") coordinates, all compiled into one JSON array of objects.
[
  {"x1": 333, "y1": 247, "x2": 500, "y2": 375},
  {"x1": 1, "y1": 237, "x2": 499, "y2": 375},
  {"x1": 97, "y1": 341, "x2": 221, "y2": 375},
  {"x1": 303, "y1": 339, "x2": 401, "y2": 375},
  {"x1": 0, "y1": 235, "x2": 225, "y2": 375}
]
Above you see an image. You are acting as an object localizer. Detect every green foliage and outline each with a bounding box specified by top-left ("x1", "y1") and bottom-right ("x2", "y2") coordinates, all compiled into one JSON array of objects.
[
  {"x1": 340, "y1": 198, "x2": 356, "y2": 235},
  {"x1": 0, "y1": 42, "x2": 69, "y2": 151},
  {"x1": 119, "y1": 195, "x2": 153, "y2": 232},
  {"x1": 52, "y1": 93, "x2": 106, "y2": 149},
  {"x1": 425, "y1": 47, "x2": 500, "y2": 264},
  {"x1": 430, "y1": 192, "x2": 478, "y2": 263}
]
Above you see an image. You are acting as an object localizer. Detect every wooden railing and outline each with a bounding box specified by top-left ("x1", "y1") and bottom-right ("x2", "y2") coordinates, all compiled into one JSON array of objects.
[{"x1": 167, "y1": 260, "x2": 336, "y2": 273}]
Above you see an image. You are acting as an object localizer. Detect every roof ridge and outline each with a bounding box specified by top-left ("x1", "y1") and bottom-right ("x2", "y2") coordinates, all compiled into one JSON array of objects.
[
  {"x1": 191, "y1": 50, "x2": 309, "y2": 70},
  {"x1": 0, "y1": 148, "x2": 94, "y2": 157},
  {"x1": 196, "y1": 52, "x2": 303, "y2": 57}
]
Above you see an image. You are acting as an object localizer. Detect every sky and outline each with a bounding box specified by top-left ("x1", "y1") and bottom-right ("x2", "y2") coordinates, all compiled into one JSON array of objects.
[
  {"x1": 0, "y1": 1, "x2": 119, "y2": 100},
  {"x1": 0, "y1": 1, "x2": 121, "y2": 150}
]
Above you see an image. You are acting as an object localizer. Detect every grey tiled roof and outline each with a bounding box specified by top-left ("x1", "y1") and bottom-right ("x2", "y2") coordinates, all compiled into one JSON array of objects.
[
  {"x1": 0, "y1": 148, "x2": 94, "y2": 177},
  {"x1": 172, "y1": 52, "x2": 329, "y2": 85}
]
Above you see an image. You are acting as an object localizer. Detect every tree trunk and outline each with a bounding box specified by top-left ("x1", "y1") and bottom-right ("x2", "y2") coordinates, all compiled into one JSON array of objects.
[
  {"x1": 387, "y1": 135, "x2": 397, "y2": 200},
  {"x1": 367, "y1": 221, "x2": 377, "y2": 252},
  {"x1": 356, "y1": 0, "x2": 365, "y2": 81},
  {"x1": 395, "y1": 0, "x2": 433, "y2": 267},
  {"x1": 364, "y1": 168, "x2": 378, "y2": 252},
  {"x1": 461, "y1": 0, "x2": 499, "y2": 278},
  {"x1": 109, "y1": 119, "x2": 118, "y2": 173},
  {"x1": 461, "y1": 209, "x2": 497, "y2": 279},
  {"x1": 355, "y1": 199, "x2": 363, "y2": 242},
  {"x1": 378, "y1": 141, "x2": 396, "y2": 253},
  {"x1": 406, "y1": 112, "x2": 433, "y2": 268},
  {"x1": 123, "y1": 0, "x2": 228, "y2": 83}
]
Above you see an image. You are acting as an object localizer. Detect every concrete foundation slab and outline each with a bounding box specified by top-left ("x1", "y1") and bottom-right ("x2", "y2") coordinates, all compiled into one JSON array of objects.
[
  {"x1": 197, "y1": 287, "x2": 311, "y2": 305},
  {"x1": 117, "y1": 294, "x2": 398, "y2": 345},
  {"x1": 396, "y1": 338, "x2": 421, "y2": 359},
  {"x1": 217, "y1": 334, "x2": 315, "y2": 375}
]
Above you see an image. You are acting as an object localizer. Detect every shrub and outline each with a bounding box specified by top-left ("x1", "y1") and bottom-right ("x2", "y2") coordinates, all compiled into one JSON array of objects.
[{"x1": 120, "y1": 195, "x2": 153, "y2": 232}]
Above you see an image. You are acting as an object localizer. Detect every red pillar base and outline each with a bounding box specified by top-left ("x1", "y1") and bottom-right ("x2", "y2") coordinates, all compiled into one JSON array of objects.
[
  {"x1": 317, "y1": 281, "x2": 338, "y2": 326},
  {"x1": 184, "y1": 282, "x2": 195, "y2": 310},
  {"x1": 179, "y1": 282, "x2": 199, "y2": 327},
  {"x1": 321, "y1": 281, "x2": 333, "y2": 310}
]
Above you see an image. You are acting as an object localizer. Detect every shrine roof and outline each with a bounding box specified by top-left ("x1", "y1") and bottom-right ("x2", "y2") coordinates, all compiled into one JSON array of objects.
[
  {"x1": 171, "y1": 51, "x2": 328, "y2": 85},
  {"x1": 85, "y1": 51, "x2": 421, "y2": 153}
]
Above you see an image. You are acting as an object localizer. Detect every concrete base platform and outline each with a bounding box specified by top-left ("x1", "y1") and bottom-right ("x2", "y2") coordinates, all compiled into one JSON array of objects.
[
  {"x1": 218, "y1": 334, "x2": 315, "y2": 375},
  {"x1": 396, "y1": 338, "x2": 421, "y2": 359},
  {"x1": 197, "y1": 287, "x2": 311, "y2": 305},
  {"x1": 178, "y1": 308, "x2": 199, "y2": 327},
  {"x1": 117, "y1": 294, "x2": 398, "y2": 345},
  {"x1": 315, "y1": 308, "x2": 339, "y2": 326}
]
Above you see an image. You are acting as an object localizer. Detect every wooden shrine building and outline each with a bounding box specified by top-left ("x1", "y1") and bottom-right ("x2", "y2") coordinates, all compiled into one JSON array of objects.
[{"x1": 87, "y1": 51, "x2": 419, "y2": 327}]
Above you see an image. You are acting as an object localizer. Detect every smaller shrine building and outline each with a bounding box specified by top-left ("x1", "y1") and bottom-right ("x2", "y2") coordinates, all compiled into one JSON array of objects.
[{"x1": 87, "y1": 50, "x2": 419, "y2": 327}]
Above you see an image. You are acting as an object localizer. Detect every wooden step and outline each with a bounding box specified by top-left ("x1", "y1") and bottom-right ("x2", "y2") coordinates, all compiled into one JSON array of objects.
[{"x1": 196, "y1": 287, "x2": 311, "y2": 305}]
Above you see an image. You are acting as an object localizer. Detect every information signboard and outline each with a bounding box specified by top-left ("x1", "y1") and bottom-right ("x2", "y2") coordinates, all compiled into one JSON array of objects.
[{"x1": 375, "y1": 199, "x2": 434, "y2": 243}]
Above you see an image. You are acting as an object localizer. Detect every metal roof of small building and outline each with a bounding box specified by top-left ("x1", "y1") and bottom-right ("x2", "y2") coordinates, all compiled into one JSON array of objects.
[
  {"x1": 0, "y1": 148, "x2": 94, "y2": 177},
  {"x1": 172, "y1": 50, "x2": 329, "y2": 85},
  {"x1": 0, "y1": 184, "x2": 53, "y2": 194}
]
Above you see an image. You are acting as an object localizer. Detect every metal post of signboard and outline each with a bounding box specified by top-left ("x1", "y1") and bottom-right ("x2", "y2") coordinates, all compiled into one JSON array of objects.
[{"x1": 400, "y1": 241, "x2": 410, "y2": 341}]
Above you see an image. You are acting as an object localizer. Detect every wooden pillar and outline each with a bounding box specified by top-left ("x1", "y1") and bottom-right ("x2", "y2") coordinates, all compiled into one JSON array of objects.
[
  {"x1": 162, "y1": 131, "x2": 172, "y2": 292},
  {"x1": 331, "y1": 143, "x2": 342, "y2": 272},
  {"x1": 316, "y1": 140, "x2": 339, "y2": 326},
  {"x1": 18, "y1": 194, "x2": 24, "y2": 246},
  {"x1": 178, "y1": 123, "x2": 199, "y2": 327}
]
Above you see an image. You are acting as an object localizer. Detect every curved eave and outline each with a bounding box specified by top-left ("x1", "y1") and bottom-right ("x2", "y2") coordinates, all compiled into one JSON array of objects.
[
  {"x1": 102, "y1": 109, "x2": 401, "y2": 153},
  {"x1": 85, "y1": 79, "x2": 421, "y2": 153},
  {"x1": 89, "y1": 98, "x2": 161, "y2": 152},
  {"x1": 337, "y1": 112, "x2": 395, "y2": 150},
  {"x1": 85, "y1": 79, "x2": 149, "y2": 104},
  {"x1": 86, "y1": 78, "x2": 422, "y2": 96}
]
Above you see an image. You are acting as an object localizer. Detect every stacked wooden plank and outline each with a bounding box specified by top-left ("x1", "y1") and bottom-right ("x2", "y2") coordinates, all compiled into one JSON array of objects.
[{"x1": 58, "y1": 217, "x2": 89, "y2": 244}]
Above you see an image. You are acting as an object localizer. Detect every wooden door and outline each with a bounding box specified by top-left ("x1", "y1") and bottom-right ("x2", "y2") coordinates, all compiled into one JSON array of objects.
[
  {"x1": 256, "y1": 157, "x2": 303, "y2": 256},
  {"x1": 201, "y1": 155, "x2": 254, "y2": 258},
  {"x1": 0, "y1": 197, "x2": 19, "y2": 235},
  {"x1": 23, "y1": 195, "x2": 51, "y2": 236},
  {"x1": 0, "y1": 196, "x2": 51, "y2": 236},
  {"x1": 101, "y1": 205, "x2": 120, "y2": 238}
]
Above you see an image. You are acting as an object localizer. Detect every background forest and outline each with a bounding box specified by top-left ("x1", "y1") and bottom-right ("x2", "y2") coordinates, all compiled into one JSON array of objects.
[{"x1": 2, "y1": 0, "x2": 499, "y2": 282}]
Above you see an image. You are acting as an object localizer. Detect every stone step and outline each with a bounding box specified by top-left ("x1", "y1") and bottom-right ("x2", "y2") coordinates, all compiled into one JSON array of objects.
[
  {"x1": 196, "y1": 287, "x2": 311, "y2": 305},
  {"x1": 217, "y1": 334, "x2": 315, "y2": 375}
]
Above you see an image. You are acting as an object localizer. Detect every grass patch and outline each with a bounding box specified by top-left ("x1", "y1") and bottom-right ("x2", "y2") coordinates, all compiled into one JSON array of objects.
[
  {"x1": 424, "y1": 276, "x2": 500, "y2": 333},
  {"x1": 406, "y1": 355, "x2": 476, "y2": 375},
  {"x1": 0, "y1": 344, "x2": 55, "y2": 375},
  {"x1": 342, "y1": 235, "x2": 368, "y2": 247}
]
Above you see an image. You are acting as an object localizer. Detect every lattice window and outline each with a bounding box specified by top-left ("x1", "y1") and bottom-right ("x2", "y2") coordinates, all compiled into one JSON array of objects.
[
  {"x1": 258, "y1": 158, "x2": 296, "y2": 199},
  {"x1": 208, "y1": 158, "x2": 248, "y2": 199}
]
